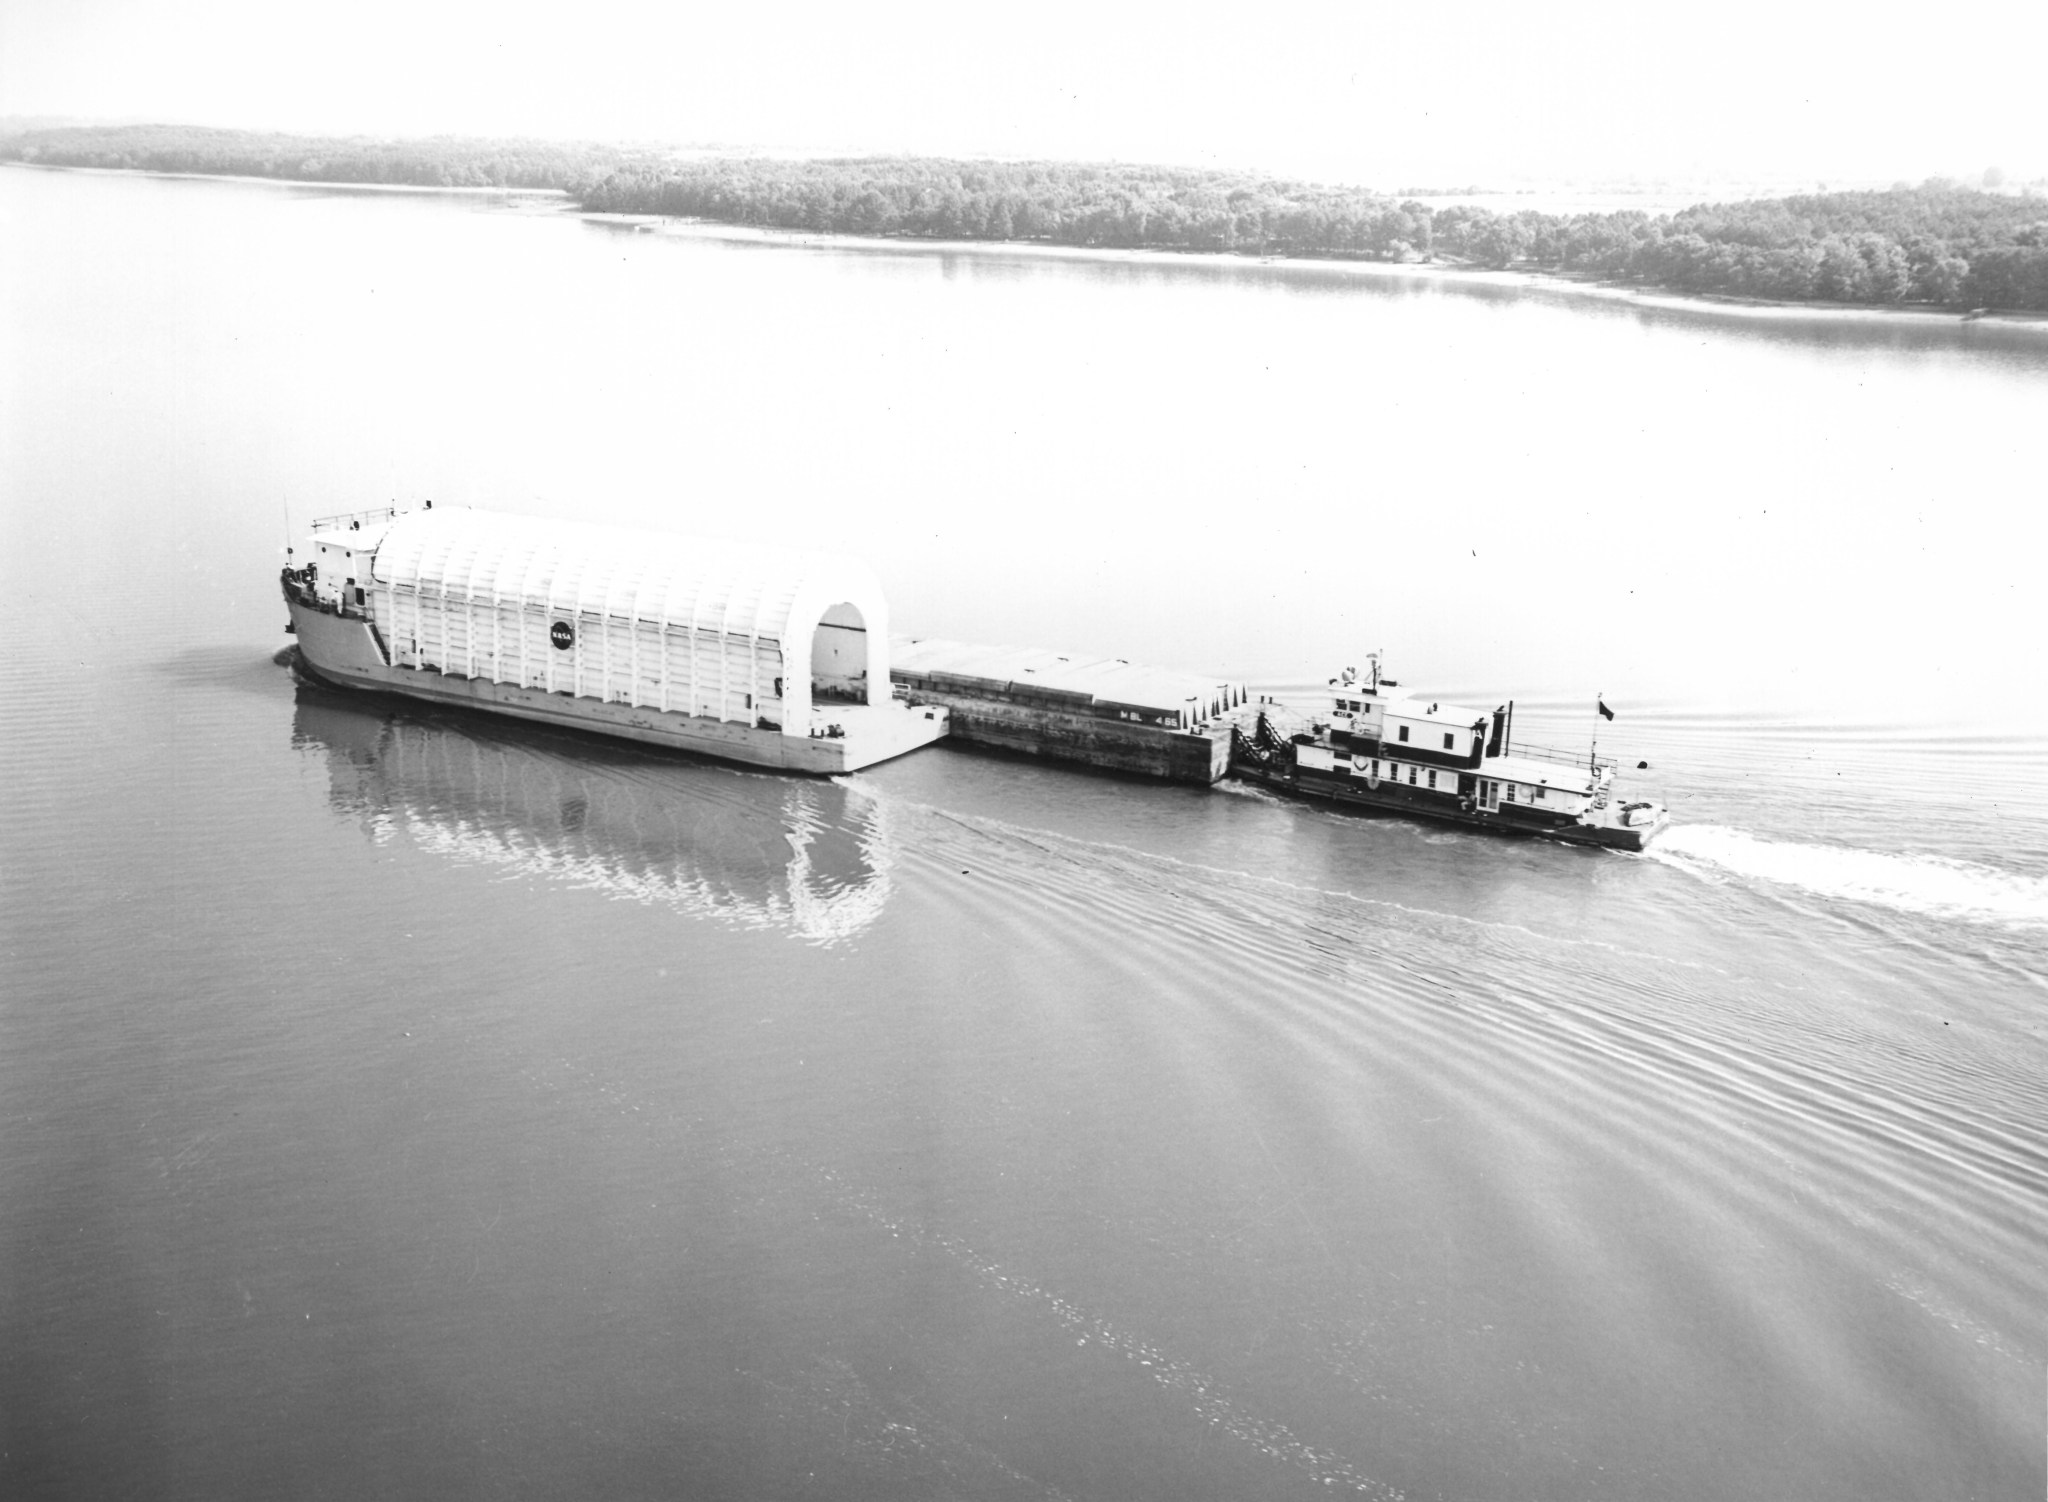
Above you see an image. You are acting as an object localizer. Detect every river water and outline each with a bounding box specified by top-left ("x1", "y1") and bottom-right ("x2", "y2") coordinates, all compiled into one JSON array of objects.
[{"x1": 2, "y1": 166, "x2": 2043, "y2": 1501}]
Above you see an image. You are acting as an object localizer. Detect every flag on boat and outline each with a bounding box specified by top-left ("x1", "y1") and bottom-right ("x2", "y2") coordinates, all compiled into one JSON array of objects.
[{"x1": 1597, "y1": 698, "x2": 1615, "y2": 721}]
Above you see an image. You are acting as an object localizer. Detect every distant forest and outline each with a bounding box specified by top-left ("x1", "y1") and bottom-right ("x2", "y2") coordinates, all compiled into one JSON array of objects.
[
  {"x1": 9, "y1": 124, "x2": 2047, "y2": 311},
  {"x1": 0, "y1": 122, "x2": 638, "y2": 191}
]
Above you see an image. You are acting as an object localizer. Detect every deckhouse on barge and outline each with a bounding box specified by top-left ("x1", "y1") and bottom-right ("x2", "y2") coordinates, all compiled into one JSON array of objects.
[
  {"x1": 282, "y1": 506, "x2": 949, "y2": 774},
  {"x1": 1230, "y1": 657, "x2": 1667, "y2": 850}
]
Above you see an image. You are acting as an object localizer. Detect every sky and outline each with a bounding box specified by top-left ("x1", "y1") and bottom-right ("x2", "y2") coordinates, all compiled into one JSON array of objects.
[{"x1": 3, "y1": 0, "x2": 2044, "y2": 189}]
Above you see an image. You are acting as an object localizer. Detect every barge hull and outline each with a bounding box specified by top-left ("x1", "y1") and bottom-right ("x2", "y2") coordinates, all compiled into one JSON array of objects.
[{"x1": 892, "y1": 684, "x2": 1232, "y2": 784}]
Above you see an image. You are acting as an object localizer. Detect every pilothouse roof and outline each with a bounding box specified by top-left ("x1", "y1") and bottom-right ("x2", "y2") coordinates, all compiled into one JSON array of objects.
[{"x1": 1375, "y1": 694, "x2": 1489, "y2": 727}]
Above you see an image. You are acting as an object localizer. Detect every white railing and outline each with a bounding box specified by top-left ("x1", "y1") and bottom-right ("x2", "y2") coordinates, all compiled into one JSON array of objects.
[
  {"x1": 1503, "y1": 738, "x2": 1614, "y2": 771},
  {"x1": 311, "y1": 506, "x2": 399, "y2": 533}
]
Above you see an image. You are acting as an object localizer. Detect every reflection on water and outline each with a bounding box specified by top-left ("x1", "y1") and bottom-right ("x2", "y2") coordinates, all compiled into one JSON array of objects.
[{"x1": 290, "y1": 683, "x2": 892, "y2": 943}]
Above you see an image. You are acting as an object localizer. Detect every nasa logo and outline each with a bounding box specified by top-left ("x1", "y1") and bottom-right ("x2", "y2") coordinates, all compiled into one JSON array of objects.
[{"x1": 549, "y1": 620, "x2": 575, "y2": 651}]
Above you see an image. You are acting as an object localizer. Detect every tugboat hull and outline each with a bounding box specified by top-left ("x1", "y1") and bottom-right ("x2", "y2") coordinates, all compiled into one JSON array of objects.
[{"x1": 1229, "y1": 759, "x2": 1665, "y2": 850}]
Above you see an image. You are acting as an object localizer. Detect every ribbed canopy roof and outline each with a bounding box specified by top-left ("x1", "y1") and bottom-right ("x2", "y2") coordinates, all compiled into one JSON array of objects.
[{"x1": 369, "y1": 507, "x2": 889, "y2": 648}]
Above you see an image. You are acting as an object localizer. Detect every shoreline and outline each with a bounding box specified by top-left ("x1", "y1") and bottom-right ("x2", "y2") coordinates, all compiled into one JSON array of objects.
[
  {"x1": 586, "y1": 211, "x2": 2048, "y2": 332},
  {"x1": 12, "y1": 160, "x2": 2046, "y2": 332},
  {"x1": 4, "y1": 159, "x2": 571, "y2": 199}
]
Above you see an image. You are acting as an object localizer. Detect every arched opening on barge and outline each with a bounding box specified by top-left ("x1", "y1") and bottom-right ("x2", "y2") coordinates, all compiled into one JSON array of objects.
[{"x1": 810, "y1": 601, "x2": 870, "y2": 706}]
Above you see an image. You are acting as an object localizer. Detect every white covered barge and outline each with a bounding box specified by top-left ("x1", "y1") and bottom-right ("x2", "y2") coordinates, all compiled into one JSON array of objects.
[{"x1": 282, "y1": 506, "x2": 949, "y2": 775}]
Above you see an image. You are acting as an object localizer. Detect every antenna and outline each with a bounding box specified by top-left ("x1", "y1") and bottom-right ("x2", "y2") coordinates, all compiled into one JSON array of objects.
[{"x1": 281, "y1": 495, "x2": 292, "y2": 557}]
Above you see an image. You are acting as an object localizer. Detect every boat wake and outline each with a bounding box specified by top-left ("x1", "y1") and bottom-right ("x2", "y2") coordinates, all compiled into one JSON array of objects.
[{"x1": 1651, "y1": 824, "x2": 2048, "y2": 930}]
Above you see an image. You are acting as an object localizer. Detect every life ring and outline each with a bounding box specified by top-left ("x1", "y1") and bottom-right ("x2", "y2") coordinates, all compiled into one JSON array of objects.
[{"x1": 1364, "y1": 769, "x2": 1380, "y2": 790}]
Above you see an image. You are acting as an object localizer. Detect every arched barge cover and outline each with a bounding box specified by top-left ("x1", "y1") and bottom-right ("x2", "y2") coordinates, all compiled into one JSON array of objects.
[{"x1": 367, "y1": 507, "x2": 893, "y2": 735}]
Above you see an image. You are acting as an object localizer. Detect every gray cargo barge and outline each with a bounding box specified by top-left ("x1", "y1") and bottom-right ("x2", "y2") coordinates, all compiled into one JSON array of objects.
[{"x1": 888, "y1": 638, "x2": 1248, "y2": 784}]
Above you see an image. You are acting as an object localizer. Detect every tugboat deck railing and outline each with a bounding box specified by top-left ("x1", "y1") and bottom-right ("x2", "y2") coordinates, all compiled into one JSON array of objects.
[{"x1": 1503, "y1": 739, "x2": 1615, "y2": 771}]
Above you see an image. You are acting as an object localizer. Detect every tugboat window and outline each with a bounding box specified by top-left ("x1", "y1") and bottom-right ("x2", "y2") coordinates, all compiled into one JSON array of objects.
[
  {"x1": 1407, "y1": 766, "x2": 1418, "y2": 785},
  {"x1": 1443, "y1": 732, "x2": 1455, "y2": 750},
  {"x1": 1397, "y1": 725, "x2": 1410, "y2": 742},
  {"x1": 1427, "y1": 770, "x2": 1438, "y2": 789}
]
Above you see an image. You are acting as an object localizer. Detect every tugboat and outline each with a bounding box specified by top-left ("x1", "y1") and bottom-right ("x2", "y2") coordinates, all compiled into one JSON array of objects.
[{"x1": 1229, "y1": 655, "x2": 1668, "y2": 851}]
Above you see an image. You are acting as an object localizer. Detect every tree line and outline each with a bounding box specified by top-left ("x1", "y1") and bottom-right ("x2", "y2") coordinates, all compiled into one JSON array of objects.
[
  {"x1": 577, "y1": 157, "x2": 1442, "y2": 261},
  {"x1": 0, "y1": 122, "x2": 639, "y2": 191},
  {"x1": 579, "y1": 159, "x2": 2048, "y2": 310},
  {"x1": 8, "y1": 125, "x2": 2046, "y2": 310},
  {"x1": 1506, "y1": 188, "x2": 2048, "y2": 308}
]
